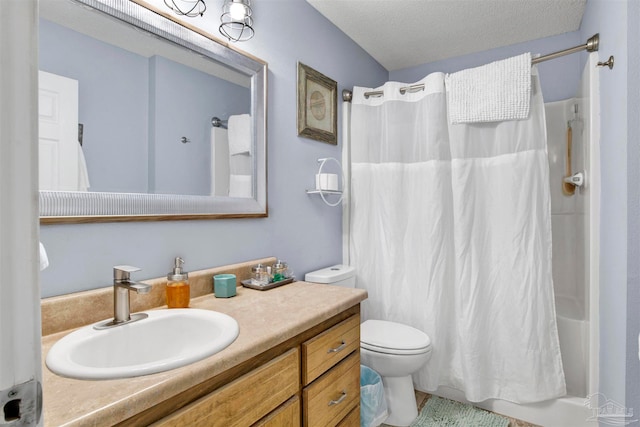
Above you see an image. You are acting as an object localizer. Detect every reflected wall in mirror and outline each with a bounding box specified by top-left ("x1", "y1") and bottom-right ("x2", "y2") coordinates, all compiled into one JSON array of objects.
[{"x1": 39, "y1": 0, "x2": 267, "y2": 222}]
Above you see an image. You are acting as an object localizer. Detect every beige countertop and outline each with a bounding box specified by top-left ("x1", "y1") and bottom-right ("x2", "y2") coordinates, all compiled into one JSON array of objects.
[{"x1": 42, "y1": 281, "x2": 367, "y2": 427}]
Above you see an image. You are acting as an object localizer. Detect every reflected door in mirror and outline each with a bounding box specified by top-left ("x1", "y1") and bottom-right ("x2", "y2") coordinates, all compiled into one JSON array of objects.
[{"x1": 38, "y1": 70, "x2": 87, "y2": 191}]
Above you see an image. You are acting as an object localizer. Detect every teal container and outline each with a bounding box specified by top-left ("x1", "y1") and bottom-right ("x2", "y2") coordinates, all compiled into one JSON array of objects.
[{"x1": 213, "y1": 274, "x2": 237, "y2": 298}]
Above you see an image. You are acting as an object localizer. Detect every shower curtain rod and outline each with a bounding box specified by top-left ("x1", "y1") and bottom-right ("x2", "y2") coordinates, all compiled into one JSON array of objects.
[{"x1": 342, "y1": 33, "x2": 600, "y2": 102}]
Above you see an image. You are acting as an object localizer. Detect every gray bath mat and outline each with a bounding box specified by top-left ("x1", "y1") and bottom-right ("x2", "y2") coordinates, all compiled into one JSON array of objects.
[{"x1": 410, "y1": 396, "x2": 510, "y2": 427}]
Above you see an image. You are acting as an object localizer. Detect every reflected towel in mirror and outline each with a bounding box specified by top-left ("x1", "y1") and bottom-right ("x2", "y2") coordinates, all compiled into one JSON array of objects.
[
  {"x1": 211, "y1": 127, "x2": 231, "y2": 196},
  {"x1": 77, "y1": 143, "x2": 90, "y2": 191},
  {"x1": 228, "y1": 114, "x2": 251, "y2": 155},
  {"x1": 39, "y1": 242, "x2": 49, "y2": 271},
  {"x1": 229, "y1": 174, "x2": 252, "y2": 198}
]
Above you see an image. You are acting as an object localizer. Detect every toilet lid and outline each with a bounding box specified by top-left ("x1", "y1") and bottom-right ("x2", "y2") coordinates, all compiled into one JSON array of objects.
[{"x1": 360, "y1": 320, "x2": 431, "y2": 355}]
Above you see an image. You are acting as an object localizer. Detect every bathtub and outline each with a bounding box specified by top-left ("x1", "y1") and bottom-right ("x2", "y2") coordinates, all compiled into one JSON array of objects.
[{"x1": 555, "y1": 295, "x2": 589, "y2": 398}]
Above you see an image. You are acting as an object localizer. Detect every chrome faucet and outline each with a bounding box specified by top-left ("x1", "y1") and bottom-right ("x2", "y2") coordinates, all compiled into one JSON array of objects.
[{"x1": 95, "y1": 265, "x2": 151, "y2": 329}]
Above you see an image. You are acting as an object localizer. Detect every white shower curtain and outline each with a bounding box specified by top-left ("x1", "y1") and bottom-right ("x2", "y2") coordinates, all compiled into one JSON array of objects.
[{"x1": 349, "y1": 70, "x2": 566, "y2": 403}]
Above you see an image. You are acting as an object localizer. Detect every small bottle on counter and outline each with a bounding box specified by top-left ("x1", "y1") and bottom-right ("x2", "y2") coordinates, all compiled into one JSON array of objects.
[
  {"x1": 272, "y1": 260, "x2": 287, "y2": 282},
  {"x1": 166, "y1": 257, "x2": 190, "y2": 308},
  {"x1": 251, "y1": 264, "x2": 269, "y2": 287}
]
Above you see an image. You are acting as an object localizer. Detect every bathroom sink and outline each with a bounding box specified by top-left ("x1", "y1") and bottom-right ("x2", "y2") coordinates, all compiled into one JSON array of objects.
[{"x1": 46, "y1": 309, "x2": 239, "y2": 380}]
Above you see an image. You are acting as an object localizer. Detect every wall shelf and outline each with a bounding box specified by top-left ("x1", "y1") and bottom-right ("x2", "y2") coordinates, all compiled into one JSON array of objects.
[
  {"x1": 305, "y1": 189, "x2": 342, "y2": 195},
  {"x1": 306, "y1": 157, "x2": 344, "y2": 207}
]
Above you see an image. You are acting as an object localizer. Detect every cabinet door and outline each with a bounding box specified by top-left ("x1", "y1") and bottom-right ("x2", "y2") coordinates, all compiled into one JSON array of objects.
[
  {"x1": 336, "y1": 405, "x2": 360, "y2": 427},
  {"x1": 302, "y1": 314, "x2": 360, "y2": 385},
  {"x1": 303, "y1": 351, "x2": 360, "y2": 427},
  {"x1": 153, "y1": 348, "x2": 299, "y2": 427},
  {"x1": 253, "y1": 395, "x2": 301, "y2": 427}
]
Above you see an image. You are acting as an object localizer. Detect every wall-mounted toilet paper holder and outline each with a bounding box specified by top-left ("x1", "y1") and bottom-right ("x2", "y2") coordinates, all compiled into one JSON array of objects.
[{"x1": 306, "y1": 157, "x2": 344, "y2": 207}]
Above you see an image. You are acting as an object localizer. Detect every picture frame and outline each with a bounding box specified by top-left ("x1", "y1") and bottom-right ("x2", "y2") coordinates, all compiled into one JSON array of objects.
[{"x1": 297, "y1": 62, "x2": 337, "y2": 145}]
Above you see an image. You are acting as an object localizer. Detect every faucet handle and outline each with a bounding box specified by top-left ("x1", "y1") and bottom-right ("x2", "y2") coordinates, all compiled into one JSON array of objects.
[{"x1": 113, "y1": 265, "x2": 141, "y2": 281}]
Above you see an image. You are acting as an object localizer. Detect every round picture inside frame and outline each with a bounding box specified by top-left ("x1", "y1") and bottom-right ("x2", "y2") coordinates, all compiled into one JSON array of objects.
[
  {"x1": 306, "y1": 79, "x2": 332, "y2": 132},
  {"x1": 309, "y1": 90, "x2": 326, "y2": 120}
]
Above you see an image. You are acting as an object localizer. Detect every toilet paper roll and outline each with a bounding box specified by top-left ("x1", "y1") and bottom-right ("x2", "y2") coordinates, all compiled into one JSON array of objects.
[{"x1": 315, "y1": 173, "x2": 339, "y2": 191}]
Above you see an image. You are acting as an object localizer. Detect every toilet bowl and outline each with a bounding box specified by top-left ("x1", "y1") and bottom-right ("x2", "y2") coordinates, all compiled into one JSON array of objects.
[
  {"x1": 305, "y1": 265, "x2": 433, "y2": 427},
  {"x1": 361, "y1": 319, "x2": 432, "y2": 426}
]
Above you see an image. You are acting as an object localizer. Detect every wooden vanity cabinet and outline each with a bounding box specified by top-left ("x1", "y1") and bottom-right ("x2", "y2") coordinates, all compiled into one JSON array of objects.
[
  {"x1": 301, "y1": 314, "x2": 361, "y2": 427},
  {"x1": 253, "y1": 395, "x2": 301, "y2": 427},
  {"x1": 133, "y1": 306, "x2": 361, "y2": 427},
  {"x1": 152, "y1": 348, "x2": 300, "y2": 427},
  {"x1": 337, "y1": 406, "x2": 361, "y2": 427}
]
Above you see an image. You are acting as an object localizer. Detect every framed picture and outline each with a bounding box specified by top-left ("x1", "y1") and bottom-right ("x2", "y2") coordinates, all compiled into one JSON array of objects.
[{"x1": 297, "y1": 62, "x2": 337, "y2": 145}]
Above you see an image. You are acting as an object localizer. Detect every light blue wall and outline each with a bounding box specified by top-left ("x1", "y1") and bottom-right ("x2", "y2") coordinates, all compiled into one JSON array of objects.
[
  {"x1": 626, "y1": 0, "x2": 640, "y2": 418},
  {"x1": 149, "y1": 56, "x2": 250, "y2": 195},
  {"x1": 39, "y1": 19, "x2": 149, "y2": 193},
  {"x1": 39, "y1": 0, "x2": 388, "y2": 297},
  {"x1": 580, "y1": 0, "x2": 629, "y2": 409},
  {"x1": 390, "y1": 31, "x2": 583, "y2": 103}
]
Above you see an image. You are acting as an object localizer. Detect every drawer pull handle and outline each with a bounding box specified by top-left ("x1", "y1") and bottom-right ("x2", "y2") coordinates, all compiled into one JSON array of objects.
[
  {"x1": 328, "y1": 390, "x2": 347, "y2": 406},
  {"x1": 327, "y1": 340, "x2": 346, "y2": 353}
]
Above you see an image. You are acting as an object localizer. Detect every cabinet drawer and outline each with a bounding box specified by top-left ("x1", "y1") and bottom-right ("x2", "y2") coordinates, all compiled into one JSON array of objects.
[
  {"x1": 153, "y1": 348, "x2": 300, "y2": 427},
  {"x1": 336, "y1": 405, "x2": 360, "y2": 427},
  {"x1": 303, "y1": 351, "x2": 360, "y2": 427},
  {"x1": 253, "y1": 395, "x2": 301, "y2": 427},
  {"x1": 302, "y1": 313, "x2": 360, "y2": 385}
]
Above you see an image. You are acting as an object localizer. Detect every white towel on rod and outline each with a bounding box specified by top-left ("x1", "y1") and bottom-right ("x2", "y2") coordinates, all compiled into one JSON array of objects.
[
  {"x1": 445, "y1": 52, "x2": 531, "y2": 124},
  {"x1": 229, "y1": 174, "x2": 252, "y2": 198},
  {"x1": 228, "y1": 114, "x2": 252, "y2": 155}
]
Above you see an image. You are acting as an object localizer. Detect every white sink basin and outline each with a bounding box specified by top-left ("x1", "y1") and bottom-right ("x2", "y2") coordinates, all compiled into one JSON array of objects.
[{"x1": 46, "y1": 309, "x2": 239, "y2": 380}]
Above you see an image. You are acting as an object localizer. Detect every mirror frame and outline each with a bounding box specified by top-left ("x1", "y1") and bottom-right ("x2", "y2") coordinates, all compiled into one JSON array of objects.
[{"x1": 39, "y1": 0, "x2": 267, "y2": 223}]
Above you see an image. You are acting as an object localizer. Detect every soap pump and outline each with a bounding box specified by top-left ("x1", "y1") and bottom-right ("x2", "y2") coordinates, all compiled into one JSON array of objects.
[{"x1": 166, "y1": 257, "x2": 190, "y2": 308}]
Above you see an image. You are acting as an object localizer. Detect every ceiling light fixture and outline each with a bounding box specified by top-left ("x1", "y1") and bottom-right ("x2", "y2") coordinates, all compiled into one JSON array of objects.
[
  {"x1": 219, "y1": 0, "x2": 254, "y2": 42},
  {"x1": 164, "y1": 0, "x2": 206, "y2": 17}
]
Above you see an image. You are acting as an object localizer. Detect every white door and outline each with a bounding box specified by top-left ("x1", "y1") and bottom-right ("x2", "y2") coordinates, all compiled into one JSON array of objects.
[
  {"x1": 1, "y1": 1, "x2": 42, "y2": 425},
  {"x1": 38, "y1": 70, "x2": 79, "y2": 191}
]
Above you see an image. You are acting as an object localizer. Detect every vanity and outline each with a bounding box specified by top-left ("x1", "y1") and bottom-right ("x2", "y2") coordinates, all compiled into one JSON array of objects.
[{"x1": 41, "y1": 258, "x2": 367, "y2": 426}]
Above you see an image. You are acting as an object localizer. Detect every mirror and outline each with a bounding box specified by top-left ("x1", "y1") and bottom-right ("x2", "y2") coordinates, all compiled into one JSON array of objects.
[{"x1": 38, "y1": 0, "x2": 267, "y2": 222}]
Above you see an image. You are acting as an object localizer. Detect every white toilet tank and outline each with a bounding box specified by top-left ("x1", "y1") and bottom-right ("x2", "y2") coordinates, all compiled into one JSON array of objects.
[{"x1": 304, "y1": 265, "x2": 356, "y2": 288}]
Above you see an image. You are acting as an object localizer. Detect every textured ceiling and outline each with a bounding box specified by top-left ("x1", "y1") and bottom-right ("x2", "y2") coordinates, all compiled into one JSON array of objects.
[{"x1": 306, "y1": 0, "x2": 587, "y2": 71}]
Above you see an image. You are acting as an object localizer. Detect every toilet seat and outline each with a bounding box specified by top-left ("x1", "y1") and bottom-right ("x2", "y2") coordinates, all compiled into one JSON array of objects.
[{"x1": 360, "y1": 319, "x2": 431, "y2": 356}]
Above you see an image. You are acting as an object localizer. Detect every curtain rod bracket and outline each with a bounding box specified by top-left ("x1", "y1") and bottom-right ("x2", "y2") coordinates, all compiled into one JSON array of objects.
[
  {"x1": 597, "y1": 55, "x2": 614, "y2": 70},
  {"x1": 586, "y1": 33, "x2": 599, "y2": 52}
]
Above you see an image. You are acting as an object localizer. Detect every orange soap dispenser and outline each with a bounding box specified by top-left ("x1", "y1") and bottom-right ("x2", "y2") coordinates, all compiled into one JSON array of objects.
[{"x1": 166, "y1": 257, "x2": 190, "y2": 308}]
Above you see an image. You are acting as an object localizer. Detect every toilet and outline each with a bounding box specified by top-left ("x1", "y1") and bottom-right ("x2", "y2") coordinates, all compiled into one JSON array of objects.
[
  {"x1": 305, "y1": 265, "x2": 433, "y2": 427},
  {"x1": 360, "y1": 319, "x2": 431, "y2": 426}
]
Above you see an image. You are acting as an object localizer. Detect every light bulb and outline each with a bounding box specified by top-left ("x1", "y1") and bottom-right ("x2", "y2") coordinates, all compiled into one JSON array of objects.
[{"x1": 229, "y1": 2, "x2": 247, "y2": 20}]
